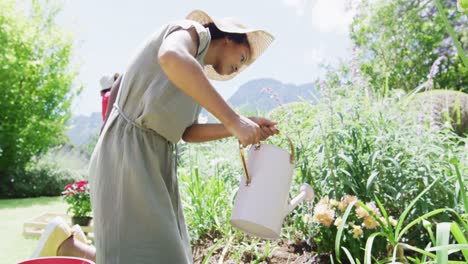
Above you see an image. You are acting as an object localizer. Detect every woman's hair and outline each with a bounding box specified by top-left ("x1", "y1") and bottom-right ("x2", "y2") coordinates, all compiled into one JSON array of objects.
[{"x1": 204, "y1": 23, "x2": 249, "y2": 47}]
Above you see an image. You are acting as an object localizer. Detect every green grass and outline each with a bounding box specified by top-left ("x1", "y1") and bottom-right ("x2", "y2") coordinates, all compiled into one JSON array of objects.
[{"x1": 0, "y1": 197, "x2": 67, "y2": 264}]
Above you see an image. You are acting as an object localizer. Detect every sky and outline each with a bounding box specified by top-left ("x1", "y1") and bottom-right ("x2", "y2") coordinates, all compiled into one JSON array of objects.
[{"x1": 20, "y1": 0, "x2": 357, "y2": 116}]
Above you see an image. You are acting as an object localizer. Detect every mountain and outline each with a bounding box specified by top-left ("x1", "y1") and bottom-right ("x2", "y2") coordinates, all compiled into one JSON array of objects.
[
  {"x1": 66, "y1": 78, "x2": 320, "y2": 146},
  {"x1": 227, "y1": 78, "x2": 319, "y2": 113},
  {"x1": 66, "y1": 112, "x2": 101, "y2": 146}
]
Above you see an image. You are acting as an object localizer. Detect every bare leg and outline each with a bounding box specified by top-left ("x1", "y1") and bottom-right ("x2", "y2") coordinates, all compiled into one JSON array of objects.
[{"x1": 57, "y1": 236, "x2": 96, "y2": 262}]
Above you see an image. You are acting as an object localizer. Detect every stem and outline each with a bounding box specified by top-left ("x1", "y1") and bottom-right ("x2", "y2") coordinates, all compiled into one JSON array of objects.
[
  {"x1": 454, "y1": 164, "x2": 468, "y2": 215},
  {"x1": 328, "y1": 94, "x2": 338, "y2": 198},
  {"x1": 434, "y1": 0, "x2": 468, "y2": 68}
]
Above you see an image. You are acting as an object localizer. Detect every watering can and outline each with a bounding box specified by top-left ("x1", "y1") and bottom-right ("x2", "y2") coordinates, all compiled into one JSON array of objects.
[{"x1": 230, "y1": 137, "x2": 315, "y2": 240}]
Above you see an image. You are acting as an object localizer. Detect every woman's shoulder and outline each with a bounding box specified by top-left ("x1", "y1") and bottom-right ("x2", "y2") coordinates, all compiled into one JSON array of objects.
[
  {"x1": 163, "y1": 20, "x2": 210, "y2": 54},
  {"x1": 164, "y1": 19, "x2": 208, "y2": 37}
]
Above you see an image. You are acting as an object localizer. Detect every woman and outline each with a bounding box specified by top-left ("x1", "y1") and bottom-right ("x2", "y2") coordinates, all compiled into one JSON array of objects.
[
  {"x1": 99, "y1": 73, "x2": 120, "y2": 121},
  {"x1": 33, "y1": 9, "x2": 277, "y2": 263}
]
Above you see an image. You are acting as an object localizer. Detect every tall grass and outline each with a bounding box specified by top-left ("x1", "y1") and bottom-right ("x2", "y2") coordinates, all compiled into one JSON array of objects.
[
  {"x1": 174, "y1": 74, "x2": 467, "y2": 261},
  {"x1": 251, "y1": 75, "x2": 465, "y2": 261}
]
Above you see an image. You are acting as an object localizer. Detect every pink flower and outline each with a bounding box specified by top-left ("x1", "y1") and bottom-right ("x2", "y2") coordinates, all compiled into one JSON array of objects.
[
  {"x1": 355, "y1": 206, "x2": 369, "y2": 219},
  {"x1": 76, "y1": 180, "x2": 87, "y2": 188},
  {"x1": 365, "y1": 202, "x2": 382, "y2": 217},
  {"x1": 62, "y1": 180, "x2": 91, "y2": 217}
]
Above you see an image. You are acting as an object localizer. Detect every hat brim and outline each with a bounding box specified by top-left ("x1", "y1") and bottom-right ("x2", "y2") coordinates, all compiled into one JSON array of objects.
[{"x1": 186, "y1": 9, "x2": 274, "y2": 81}]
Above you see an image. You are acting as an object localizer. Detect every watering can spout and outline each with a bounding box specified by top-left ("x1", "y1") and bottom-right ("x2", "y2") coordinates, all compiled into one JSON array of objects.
[{"x1": 285, "y1": 184, "x2": 315, "y2": 217}]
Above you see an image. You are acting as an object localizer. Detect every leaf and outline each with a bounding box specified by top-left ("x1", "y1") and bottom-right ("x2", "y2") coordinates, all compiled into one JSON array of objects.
[
  {"x1": 395, "y1": 180, "x2": 438, "y2": 239},
  {"x1": 435, "y1": 222, "x2": 451, "y2": 264},
  {"x1": 364, "y1": 232, "x2": 385, "y2": 264},
  {"x1": 397, "y1": 208, "x2": 447, "y2": 241},
  {"x1": 450, "y1": 222, "x2": 468, "y2": 261},
  {"x1": 397, "y1": 243, "x2": 436, "y2": 259},
  {"x1": 366, "y1": 171, "x2": 379, "y2": 192},
  {"x1": 341, "y1": 247, "x2": 357, "y2": 264},
  {"x1": 335, "y1": 200, "x2": 358, "y2": 263},
  {"x1": 201, "y1": 238, "x2": 224, "y2": 264}
]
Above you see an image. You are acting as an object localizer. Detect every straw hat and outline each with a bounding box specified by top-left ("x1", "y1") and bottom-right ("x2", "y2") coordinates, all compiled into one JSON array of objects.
[{"x1": 186, "y1": 9, "x2": 274, "y2": 81}]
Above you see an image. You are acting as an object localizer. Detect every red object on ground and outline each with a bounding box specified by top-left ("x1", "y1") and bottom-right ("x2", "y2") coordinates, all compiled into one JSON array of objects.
[
  {"x1": 18, "y1": 257, "x2": 95, "y2": 264},
  {"x1": 101, "y1": 90, "x2": 111, "y2": 121}
]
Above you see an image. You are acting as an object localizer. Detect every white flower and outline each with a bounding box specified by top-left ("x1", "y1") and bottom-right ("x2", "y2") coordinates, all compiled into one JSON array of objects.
[
  {"x1": 334, "y1": 217, "x2": 343, "y2": 227},
  {"x1": 303, "y1": 214, "x2": 312, "y2": 224}
]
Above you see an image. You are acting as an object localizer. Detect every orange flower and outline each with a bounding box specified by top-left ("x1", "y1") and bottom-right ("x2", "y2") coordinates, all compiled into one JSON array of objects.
[
  {"x1": 313, "y1": 203, "x2": 335, "y2": 227},
  {"x1": 363, "y1": 216, "x2": 380, "y2": 229},
  {"x1": 338, "y1": 195, "x2": 358, "y2": 212},
  {"x1": 352, "y1": 225, "x2": 363, "y2": 238}
]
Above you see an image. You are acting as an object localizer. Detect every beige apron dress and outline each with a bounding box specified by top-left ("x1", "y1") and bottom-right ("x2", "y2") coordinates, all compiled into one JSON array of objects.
[{"x1": 89, "y1": 20, "x2": 210, "y2": 264}]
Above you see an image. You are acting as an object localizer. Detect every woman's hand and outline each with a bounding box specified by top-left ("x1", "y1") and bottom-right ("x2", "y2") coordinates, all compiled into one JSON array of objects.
[
  {"x1": 224, "y1": 116, "x2": 280, "y2": 147},
  {"x1": 225, "y1": 115, "x2": 263, "y2": 147},
  {"x1": 249, "y1": 117, "x2": 280, "y2": 141}
]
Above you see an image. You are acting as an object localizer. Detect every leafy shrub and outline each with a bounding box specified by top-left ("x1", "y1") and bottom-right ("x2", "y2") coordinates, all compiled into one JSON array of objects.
[
  {"x1": 269, "y1": 80, "x2": 466, "y2": 260},
  {"x1": 0, "y1": 146, "x2": 88, "y2": 198},
  {"x1": 410, "y1": 90, "x2": 468, "y2": 136}
]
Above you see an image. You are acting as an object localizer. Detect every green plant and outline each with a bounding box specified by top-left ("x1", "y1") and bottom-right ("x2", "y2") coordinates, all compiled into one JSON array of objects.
[
  {"x1": 304, "y1": 194, "x2": 397, "y2": 261},
  {"x1": 267, "y1": 69, "x2": 466, "y2": 261},
  {"x1": 179, "y1": 140, "x2": 240, "y2": 241},
  {"x1": 409, "y1": 90, "x2": 468, "y2": 136},
  {"x1": 0, "y1": 160, "x2": 78, "y2": 198},
  {"x1": 351, "y1": 0, "x2": 468, "y2": 93},
  {"x1": 0, "y1": 0, "x2": 77, "y2": 180},
  {"x1": 336, "y1": 180, "x2": 468, "y2": 263},
  {"x1": 62, "y1": 180, "x2": 92, "y2": 217},
  {"x1": 459, "y1": 0, "x2": 468, "y2": 14},
  {"x1": 434, "y1": 0, "x2": 468, "y2": 68}
]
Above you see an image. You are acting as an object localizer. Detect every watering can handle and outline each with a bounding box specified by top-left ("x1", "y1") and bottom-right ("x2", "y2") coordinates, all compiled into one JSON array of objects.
[{"x1": 239, "y1": 135, "x2": 295, "y2": 186}]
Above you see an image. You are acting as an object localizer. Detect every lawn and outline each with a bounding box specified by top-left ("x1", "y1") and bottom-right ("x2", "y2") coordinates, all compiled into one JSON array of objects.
[{"x1": 0, "y1": 197, "x2": 68, "y2": 264}]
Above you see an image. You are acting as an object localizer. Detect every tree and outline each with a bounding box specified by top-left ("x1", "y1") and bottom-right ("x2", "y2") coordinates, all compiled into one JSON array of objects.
[
  {"x1": 0, "y1": 0, "x2": 76, "y2": 180},
  {"x1": 351, "y1": 0, "x2": 468, "y2": 93}
]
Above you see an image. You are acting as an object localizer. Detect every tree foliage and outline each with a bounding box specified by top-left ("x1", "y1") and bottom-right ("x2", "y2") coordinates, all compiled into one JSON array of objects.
[
  {"x1": 0, "y1": 0, "x2": 76, "y2": 180},
  {"x1": 351, "y1": 0, "x2": 468, "y2": 93}
]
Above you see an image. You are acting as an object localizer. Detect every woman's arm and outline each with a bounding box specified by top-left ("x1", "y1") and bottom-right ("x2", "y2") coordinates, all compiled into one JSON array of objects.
[
  {"x1": 158, "y1": 27, "x2": 262, "y2": 146},
  {"x1": 182, "y1": 117, "x2": 279, "y2": 143},
  {"x1": 182, "y1": 123, "x2": 230, "y2": 142}
]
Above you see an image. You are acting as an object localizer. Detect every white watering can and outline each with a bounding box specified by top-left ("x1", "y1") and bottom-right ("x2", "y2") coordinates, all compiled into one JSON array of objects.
[{"x1": 230, "y1": 137, "x2": 315, "y2": 240}]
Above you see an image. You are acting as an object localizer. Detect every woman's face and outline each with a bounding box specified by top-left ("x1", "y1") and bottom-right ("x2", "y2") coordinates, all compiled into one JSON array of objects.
[{"x1": 215, "y1": 38, "x2": 250, "y2": 76}]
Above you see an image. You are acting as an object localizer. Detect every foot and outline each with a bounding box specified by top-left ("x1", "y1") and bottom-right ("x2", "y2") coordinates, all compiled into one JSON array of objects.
[{"x1": 31, "y1": 217, "x2": 72, "y2": 258}]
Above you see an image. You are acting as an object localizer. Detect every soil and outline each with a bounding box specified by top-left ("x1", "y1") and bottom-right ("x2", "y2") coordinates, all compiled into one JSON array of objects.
[{"x1": 192, "y1": 239, "x2": 332, "y2": 264}]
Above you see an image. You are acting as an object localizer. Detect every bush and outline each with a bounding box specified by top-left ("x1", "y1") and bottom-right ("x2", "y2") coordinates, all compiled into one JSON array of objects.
[
  {"x1": 0, "y1": 163, "x2": 77, "y2": 198},
  {"x1": 351, "y1": 0, "x2": 468, "y2": 93},
  {"x1": 268, "y1": 80, "x2": 467, "y2": 260},
  {"x1": 410, "y1": 90, "x2": 468, "y2": 136},
  {"x1": 0, "y1": 146, "x2": 88, "y2": 198}
]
